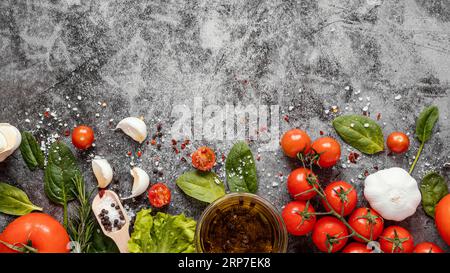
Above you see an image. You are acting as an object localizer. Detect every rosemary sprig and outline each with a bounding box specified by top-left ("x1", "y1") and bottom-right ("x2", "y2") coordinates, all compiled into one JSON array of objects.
[{"x1": 68, "y1": 174, "x2": 95, "y2": 253}]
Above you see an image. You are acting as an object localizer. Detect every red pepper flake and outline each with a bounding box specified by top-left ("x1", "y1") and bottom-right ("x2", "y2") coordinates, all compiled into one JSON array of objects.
[
  {"x1": 376, "y1": 113, "x2": 381, "y2": 121},
  {"x1": 171, "y1": 139, "x2": 177, "y2": 146},
  {"x1": 156, "y1": 123, "x2": 162, "y2": 131},
  {"x1": 319, "y1": 130, "x2": 324, "y2": 136},
  {"x1": 44, "y1": 111, "x2": 50, "y2": 118},
  {"x1": 99, "y1": 189, "x2": 106, "y2": 198},
  {"x1": 146, "y1": 140, "x2": 150, "y2": 145},
  {"x1": 364, "y1": 170, "x2": 369, "y2": 177},
  {"x1": 374, "y1": 166, "x2": 379, "y2": 171},
  {"x1": 256, "y1": 154, "x2": 261, "y2": 161},
  {"x1": 181, "y1": 157, "x2": 187, "y2": 162},
  {"x1": 150, "y1": 139, "x2": 156, "y2": 145},
  {"x1": 127, "y1": 151, "x2": 132, "y2": 156},
  {"x1": 64, "y1": 128, "x2": 70, "y2": 137},
  {"x1": 348, "y1": 152, "x2": 360, "y2": 164},
  {"x1": 184, "y1": 139, "x2": 190, "y2": 145},
  {"x1": 283, "y1": 115, "x2": 290, "y2": 123},
  {"x1": 137, "y1": 151, "x2": 142, "y2": 157},
  {"x1": 278, "y1": 172, "x2": 283, "y2": 177},
  {"x1": 181, "y1": 143, "x2": 186, "y2": 150},
  {"x1": 221, "y1": 154, "x2": 226, "y2": 161},
  {"x1": 173, "y1": 147, "x2": 179, "y2": 154}
]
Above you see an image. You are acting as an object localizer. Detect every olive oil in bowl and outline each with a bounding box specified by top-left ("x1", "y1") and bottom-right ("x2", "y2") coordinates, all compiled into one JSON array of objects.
[{"x1": 195, "y1": 193, "x2": 287, "y2": 253}]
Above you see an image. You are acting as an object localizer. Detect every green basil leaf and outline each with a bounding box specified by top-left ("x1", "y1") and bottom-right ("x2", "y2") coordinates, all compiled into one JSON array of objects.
[
  {"x1": 420, "y1": 172, "x2": 448, "y2": 218},
  {"x1": 332, "y1": 115, "x2": 384, "y2": 154},
  {"x1": 416, "y1": 106, "x2": 439, "y2": 143},
  {"x1": 0, "y1": 182, "x2": 42, "y2": 216},
  {"x1": 19, "y1": 132, "x2": 45, "y2": 171},
  {"x1": 176, "y1": 171, "x2": 225, "y2": 203},
  {"x1": 44, "y1": 142, "x2": 80, "y2": 205},
  {"x1": 225, "y1": 141, "x2": 258, "y2": 193}
]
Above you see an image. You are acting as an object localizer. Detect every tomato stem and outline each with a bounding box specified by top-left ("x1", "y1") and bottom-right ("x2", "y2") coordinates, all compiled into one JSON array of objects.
[{"x1": 409, "y1": 141, "x2": 424, "y2": 174}]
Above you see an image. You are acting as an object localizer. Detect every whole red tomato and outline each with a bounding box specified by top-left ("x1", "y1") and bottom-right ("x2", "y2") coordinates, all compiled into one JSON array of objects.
[
  {"x1": 311, "y1": 137, "x2": 341, "y2": 168},
  {"x1": 379, "y1": 226, "x2": 414, "y2": 253},
  {"x1": 280, "y1": 129, "x2": 311, "y2": 158},
  {"x1": 71, "y1": 125, "x2": 95, "y2": 150},
  {"x1": 436, "y1": 194, "x2": 450, "y2": 246},
  {"x1": 348, "y1": 208, "x2": 384, "y2": 242},
  {"x1": 312, "y1": 216, "x2": 349, "y2": 253},
  {"x1": 282, "y1": 201, "x2": 316, "y2": 236},
  {"x1": 387, "y1": 132, "x2": 410, "y2": 154},
  {"x1": 341, "y1": 242, "x2": 372, "y2": 253},
  {"x1": 148, "y1": 183, "x2": 171, "y2": 208},
  {"x1": 191, "y1": 146, "x2": 216, "y2": 171},
  {"x1": 322, "y1": 181, "x2": 357, "y2": 216},
  {"x1": 413, "y1": 242, "x2": 444, "y2": 253},
  {"x1": 0, "y1": 213, "x2": 70, "y2": 253},
  {"x1": 287, "y1": 168, "x2": 319, "y2": 201}
]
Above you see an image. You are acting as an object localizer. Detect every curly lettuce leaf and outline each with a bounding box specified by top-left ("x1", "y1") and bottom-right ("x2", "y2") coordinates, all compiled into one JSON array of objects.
[{"x1": 128, "y1": 209, "x2": 196, "y2": 253}]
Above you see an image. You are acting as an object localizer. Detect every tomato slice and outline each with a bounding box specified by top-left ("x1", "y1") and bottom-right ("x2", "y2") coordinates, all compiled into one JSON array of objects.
[
  {"x1": 191, "y1": 147, "x2": 216, "y2": 171},
  {"x1": 148, "y1": 183, "x2": 171, "y2": 208}
]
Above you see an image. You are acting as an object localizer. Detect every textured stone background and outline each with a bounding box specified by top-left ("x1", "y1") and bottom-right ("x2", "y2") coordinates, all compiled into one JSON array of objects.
[{"x1": 0, "y1": 0, "x2": 449, "y2": 252}]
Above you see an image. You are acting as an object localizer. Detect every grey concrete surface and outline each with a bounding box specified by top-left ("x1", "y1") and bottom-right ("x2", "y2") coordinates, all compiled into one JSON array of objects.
[{"x1": 0, "y1": 0, "x2": 449, "y2": 252}]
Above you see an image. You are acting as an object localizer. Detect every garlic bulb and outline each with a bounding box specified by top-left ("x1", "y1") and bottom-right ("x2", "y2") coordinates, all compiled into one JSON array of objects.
[
  {"x1": 0, "y1": 123, "x2": 22, "y2": 162},
  {"x1": 92, "y1": 157, "x2": 114, "y2": 188},
  {"x1": 364, "y1": 167, "x2": 421, "y2": 221},
  {"x1": 122, "y1": 167, "x2": 150, "y2": 200},
  {"x1": 116, "y1": 117, "x2": 147, "y2": 144}
]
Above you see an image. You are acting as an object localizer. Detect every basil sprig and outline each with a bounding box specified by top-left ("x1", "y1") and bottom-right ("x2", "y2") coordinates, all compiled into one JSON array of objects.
[
  {"x1": 19, "y1": 132, "x2": 45, "y2": 171},
  {"x1": 420, "y1": 172, "x2": 448, "y2": 218},
  {"x1": 176, "y1": 171, "x2": 225, "y2": 203},
  {"x1": 0, "y1": 182, "x2": 42, "y2": 216},
  {"x1": 225, "y1": 141, "x2": 258, "y2": 193}
]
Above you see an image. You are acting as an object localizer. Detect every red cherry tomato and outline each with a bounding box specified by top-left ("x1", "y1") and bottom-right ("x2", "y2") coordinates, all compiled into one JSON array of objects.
[
  {"x1": 341, "y1": 242, "x2": 372, "y2": 253},
  {"x1": 387, "y1": 132, "x2": 410, "y2": 154},
  {"x1": 148, "y1": 183, "x2": 171, "y2": 208},
  {"x1": 322, "y1": 181, "x2": 357, "y2": 216},
  {"x1": 413, "y1": 242, "x2": 444, "y2": 253},
  {"x1": 280, "y1": 129, "x2": 311, "y2": 158},
  {"x1": 436, "y1": 194, "x2": 450, "y2": 246},
  {"x1": 0, "y1": 213, "x2": 70, "y2": 253},
  {"x1": 379, "y1": 226, "x2": 414, "y2": 253},
  {"x1": 287, "y1": 168, "x2": 319, "y2": 201},
  {"x1": 71, "y1": 125, "x2": 95, "y2": 150},
  {"x1": 312, "y1": 216, "x2": 349, "y2": 253},
  {"x1": 311, "y1": 137, "x2": 341, "y2": 168},
  {"x1": 191, "y1": 147, "x2": 216, "y2": 171},
  {"x1": 282, "y1": 201, "x2": 316, "y2": 236},
  {"x1": 348, "y1": 208, "x2": 384, "y2": 242}
]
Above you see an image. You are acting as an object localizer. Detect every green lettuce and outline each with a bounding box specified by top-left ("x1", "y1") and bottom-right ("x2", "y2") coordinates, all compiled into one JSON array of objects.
[{"x1": 128, "y1": 209, "x2": 196, "y2": 253}]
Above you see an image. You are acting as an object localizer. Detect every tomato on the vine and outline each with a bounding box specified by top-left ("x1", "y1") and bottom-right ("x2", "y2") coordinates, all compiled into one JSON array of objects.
[
  {"x1": 191, "y1": 146, "x2": 216, "y2": 171},
  {"x1": 348, "y1": 207, "x2": 384, "y2": 242},
  {"x1": 282, "y1": 201, "x2": 316, "y2": 236},
  {"x1": 341, "y1": 242, "x2": 372, "y2": 253},
  {"x1": 322, "y1": 181, "x2": 357, "y2": 216},
  {"x1": 310, "y1": 137, "x2": 341, "y2": 168},
  {"x1": 148, "y1": 183, "x2": 171, "y2": 208},
  {"x1": 312, "y1": 216, "x2": 349, "y2": 253},
  {"x1": 387, "y1": 132, "x2": 410, "y2": 154},
  {"x1": 287, "y1": 168, "x2": 319, "y2": 201},
  {"x1": 71, "y1": 125, "x2": 95, "y2": 150},
  {"x1": 413, "y1": 242, "x2": 444, "y2": 253},
  {"x1": 280, "y1": 129, "x2": 311, "y2": 158},
  {"x1": 379, "y1": 226, "x2": 414, "y2": 253}
]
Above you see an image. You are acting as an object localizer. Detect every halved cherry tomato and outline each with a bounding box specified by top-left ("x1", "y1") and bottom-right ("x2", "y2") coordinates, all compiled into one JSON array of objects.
[
  {"x1": 71, "y1": 125, "x2": 95, "y2": 150},
  {"x1": 413, "y1": 242, "x2": 444, "y2": 253},
  {"x1": 322, "y1": 181, "x2": 357, "y2": 216},
  {"x1": 436, "y1": 194, "x2": 450, "y2": 246},
  {"x1": 387, "y1": 132, "x2": 410, "y2": 154},
  {"x1": 287, "y1": 168, "x2": 319, "y2": 201},
  {"x1": 191, "y1": 146, "x2": 216, "y2": 171},
  {"x1": 280, "y1": 129, "x2": 311, "y2": 158},
  {"x1": 282, "y1": 201, "x2": 316, "y2": 236},
  {"x1": 0, "y1": 213, "x2": 70, "y2": 253},
  {"x1": 312, "y1": 216, "x2": 348, "y2": 253},
  {"x1": 341, "y1": 242, "x2": 372, "y2": 253},
  {"x1": 148, "y1": 183, "x2": 171, "y2": 208},
  {"x1": 311, "y1": 137, "x2": 341, "y2": 168},
  {"x1": 348, "y1": 207, "x2": 384, "y2": 242},
  {"x1": 379, "y1": 226, "x2": 414, "y2": 253}
]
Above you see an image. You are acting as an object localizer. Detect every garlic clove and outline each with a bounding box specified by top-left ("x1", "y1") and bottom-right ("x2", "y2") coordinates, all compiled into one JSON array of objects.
[
  {"x1": 0, "y1": 123, "x2": 22, "y2": 162},
  {"x1": 116, "y1": 117, "x2": 147, "y2": 144},
  {"x1": 92, "y1": 156, "x2": 114, "y2": 188},
  {"x1": 0, "y1": 132, "x2": 7, "y2": 153},
  {"x1": 122, "y1": 167, "x2": 150, "y2": 200}
]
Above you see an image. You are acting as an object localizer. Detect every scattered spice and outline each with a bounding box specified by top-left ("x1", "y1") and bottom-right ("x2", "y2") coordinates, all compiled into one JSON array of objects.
[
  {"x1": 283, "y1": 115, "x2": 289, "y2": 123},
  {"x1": 348, "y1": 152, "x2": 360, "y2": 164},
  {"x1": 376, "y1": 113, "x2": 381, "y2": 121}
]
